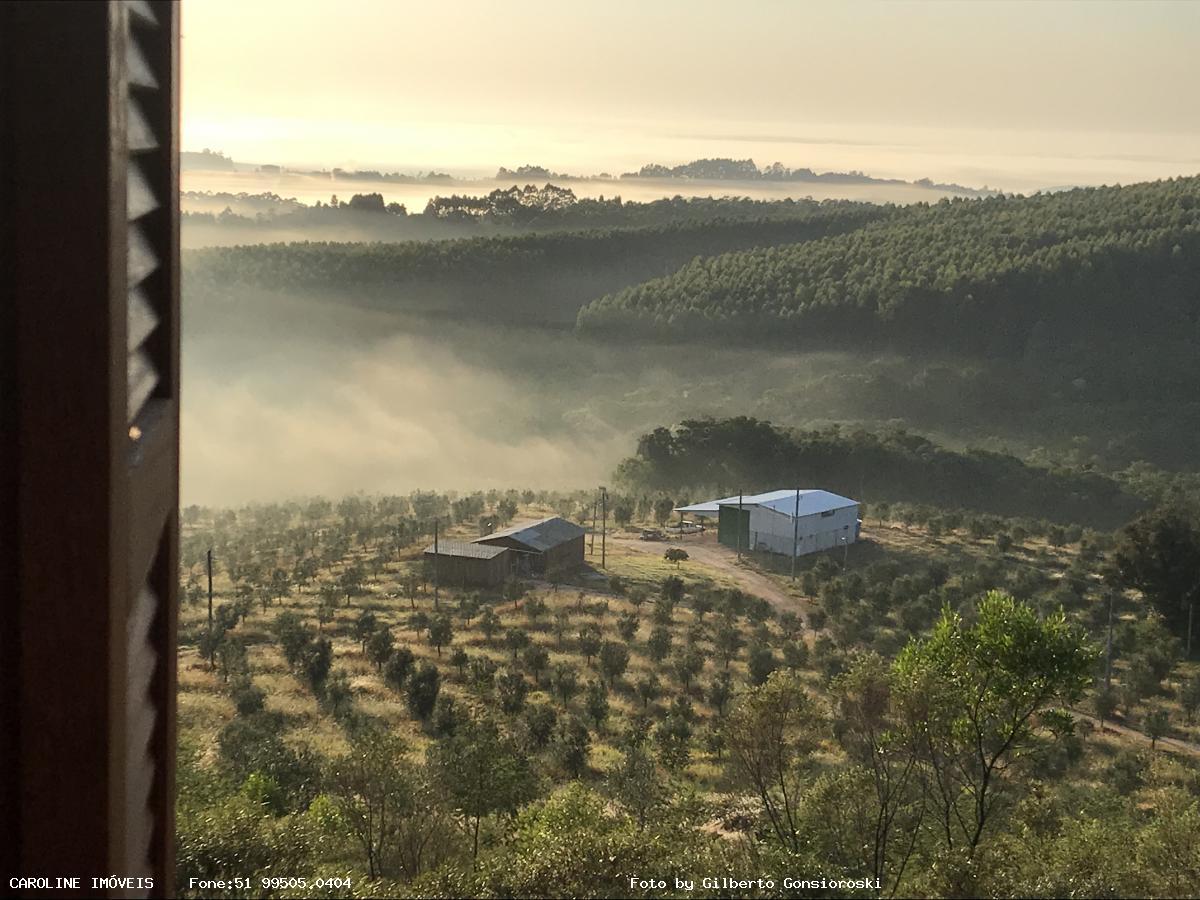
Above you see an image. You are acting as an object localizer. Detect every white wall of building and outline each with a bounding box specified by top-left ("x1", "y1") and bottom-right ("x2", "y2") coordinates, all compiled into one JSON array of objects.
[{"x1": 747, "y1": 503, "x2": 859, "y2": 557}]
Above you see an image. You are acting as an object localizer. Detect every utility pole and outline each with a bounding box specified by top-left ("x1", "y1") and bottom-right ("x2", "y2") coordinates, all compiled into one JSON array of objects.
[
  {"x1": 589, "y1": 499, "x2": 597, "y2": 556},
  {"x1": 790, "y1": 487, "x2": 801, "y2": 580},
  {"x1": 433, "y1": 519, "x2": 439, "y2": 609},
  {"x1": 736, "y1": 491, "x2": 743, "y2": 561},
  {"x1": 601, "y1": 486, "x2": 608, "y2": 569},
  {"x1": 1105, "y1": 590, "x2": 1115, "y2": 690},
  {"x1": 206, "y1": 548, "x2": 214, "y2": 635}
]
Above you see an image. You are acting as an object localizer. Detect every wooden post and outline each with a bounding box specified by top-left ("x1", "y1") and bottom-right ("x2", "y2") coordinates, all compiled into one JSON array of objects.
[
  {"x1": 589, "y1": 499, "x2": 597, "y2": 556},
  {"x1": 601, "y1": 486, "x2": 608, "y2": 569},
  {"x1": 433, "y1": 519, "x2": 439, "y2": 608},
  {"x1": 206, "y1": 548, "x2": 214, "y2": 635}
]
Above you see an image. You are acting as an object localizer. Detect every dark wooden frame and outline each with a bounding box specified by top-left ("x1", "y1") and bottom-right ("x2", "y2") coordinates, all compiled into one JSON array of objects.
[{"x1": 0, "y1": 2, "x2": 180, "y2": 894}]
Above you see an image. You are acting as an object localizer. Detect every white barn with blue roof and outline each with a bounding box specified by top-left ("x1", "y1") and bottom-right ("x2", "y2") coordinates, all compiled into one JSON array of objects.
[{"x1": 675, "y1": 489, "x2": 860, "y2": 557}]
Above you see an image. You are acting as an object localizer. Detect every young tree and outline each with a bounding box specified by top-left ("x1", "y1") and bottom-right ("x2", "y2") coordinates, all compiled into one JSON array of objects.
[
  {"x1": 552, "y1": 663, "x2": 580, "y2": 704},
  {"x1": 653, "y1": 714, "x2": 692, "y2": 771},
  {"x1": 1181, "y1": 673, "x2": 1200, "y2": 724},
  {"x1": 584, "y1": 679, "x2": 609, "y2": 731},
  {"x1": 892, "y1": 591, "x2": 1097, "y2": 855},
  {"x1": 577, "y1": 623, "x2": 602, "y2": 666},
  {"x1": 829, "y1": 653, "x2": 925, "y2": 893},
  {"x1": 747, "y1": 643, "x2": 778, "y2": 686},
  {"x1": 522, "y1": 643, "x2": 551, "y2": 686},
  {"x1": 647, "y1": 625, "x2": 672, "y2": 662},
  {"x1": 660, "y1": 575, "x2": 684, "y2": 605},
  {"x1": 229, "y1": 675, "x2": 265, "y2": 716},
  {"x1": 449, "y1": 647, "x2": 470, "y2": 678},
  {"x1": 726, "y1": 670, "x2": 824, "y2": 853},
  {"x1": 317, "y1": 586, "x2": 339, "y2": 633},
  {"x1": 301, "y1": 637, "x2": 333, "y2": 694},
  {"x1": 495, "y1": 667, "x2": 529, "y2": 715},
  {"x1": 607, "y1": 746, "x2": 664, "y2": 831},
  {"x1": 1144, "y1": 706, "x2": 1171, "y2": 750},
  {"x1": 715, "y1": 621, "x2": 745, "y2": 669},
  {"x1": 428, "y1": 714, "x2": 536, "y2": 860},
  {"x1": 635, "y1": 673, "x2": 662, "y2": 709},
  {"x1": 326, "y1": 726, "x2": 412, "y2": 878},
  {"x1": 366, "y1": 628, "x2": 395, "y2": 672},
  {"x1": 428, "y1": 613, "x2": 454, "y2": 657},
  {"x1": 707, "y1": 671, "x2": 734, "y2": 717},
  {"x1": 664, "y1": 548, "x2": 689, "y2": 568},
  {"x1": 599, "y1": 641, "x2": 631, "y2": 687},
  {"x1": 672, "y1": 644, "x2": 705, "y2": 690},
  {"x1": 405, "y1": 663, "x2": 441, "y2": 720},
  {"x1": 479, "y1": 608, "x2": 501, "y2": 644},
  {"x1": 384, "y1": 646, "x2": 415, "y2": 691},
  {"x1": 353, "y1": 609, "x2": 378, "y2": 653},
  {"x1": 552, "y1": 715, "x2": 592, "y2": 778},
  {"x1": 522, "y1": 701, "x2": 558, "y2": 750},
  {"x1": 504, "y1": 627, "x2": 531, "y2": 661},
  {"x1": 1111, "y1": 506, "x2": 1200, "y2": 642},
  {"x1": 616, "y1": 611, "x2": 640, "y2": 642},
  {"x1": 524, "y1": 595, "x2": 549, "y2": 626}
]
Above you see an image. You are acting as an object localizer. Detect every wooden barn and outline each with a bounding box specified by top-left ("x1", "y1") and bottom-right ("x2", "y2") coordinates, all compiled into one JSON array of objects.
[
  {"x1": 423, "y1": 540, "x2": 513, "y2": 587},
  {"x1": 473, "y1": 515, "x2": 586, "y2": 575}
]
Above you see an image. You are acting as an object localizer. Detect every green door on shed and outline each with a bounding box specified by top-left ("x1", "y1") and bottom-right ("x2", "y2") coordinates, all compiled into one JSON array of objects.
[{"x1": 717, "y1": 506, "x2": 750, "y2": 550}]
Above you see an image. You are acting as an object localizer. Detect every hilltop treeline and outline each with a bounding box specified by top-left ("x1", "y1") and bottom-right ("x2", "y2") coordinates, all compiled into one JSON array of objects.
[
  {"x1": 183, "y1": 188, "x2": 892, "y2": 245},
  {"x1": 183, "y1": 202, "x2": 890, "y2": 324},
  {"x1": 577, "y1": 177, "x2": 1200, "y2": 355},
  {"x1": 616, "y1": 417, "x2": 1144, "y2": 529}
]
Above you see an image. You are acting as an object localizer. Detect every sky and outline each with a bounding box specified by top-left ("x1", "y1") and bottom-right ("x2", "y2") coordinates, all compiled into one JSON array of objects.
[{"x1": 181, "y1": 0, "x2": 1200, "y2": 191}]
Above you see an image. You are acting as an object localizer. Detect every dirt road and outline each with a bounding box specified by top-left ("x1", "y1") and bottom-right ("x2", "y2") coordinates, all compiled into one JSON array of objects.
[{"x1": 611, "y1": 532, "x2": 813, "y2": 618}]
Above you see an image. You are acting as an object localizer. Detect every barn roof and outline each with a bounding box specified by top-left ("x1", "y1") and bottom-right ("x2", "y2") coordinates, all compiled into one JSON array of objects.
[
  {"x1": 473, "y1": 516, "x2": 585, "y2": 552},
  {"x1": 423, "y1": 540, "x2": 509, "y2": 560},
  {"x1": 676, "y1": 489, "x2": 858, "y2": 518}
]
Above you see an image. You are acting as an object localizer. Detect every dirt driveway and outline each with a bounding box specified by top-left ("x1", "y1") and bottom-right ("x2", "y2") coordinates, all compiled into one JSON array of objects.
[{"x1": 611, "y1": 531, "x2": 813, "y2": 619}]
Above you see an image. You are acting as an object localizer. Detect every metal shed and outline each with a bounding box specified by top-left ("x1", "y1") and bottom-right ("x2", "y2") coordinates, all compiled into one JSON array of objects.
[
  {"x1": 473, "y1": 515, "x2": 586, "y2": 574},
  {"x1": 423, "y1": 539, "x2": 513, "y2": 587}
]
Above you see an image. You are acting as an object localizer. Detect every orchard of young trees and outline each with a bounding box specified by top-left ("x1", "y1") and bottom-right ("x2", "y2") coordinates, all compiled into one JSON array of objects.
[{"x1": 175, "y1": 486, "x2": 1200, "y2": 898}]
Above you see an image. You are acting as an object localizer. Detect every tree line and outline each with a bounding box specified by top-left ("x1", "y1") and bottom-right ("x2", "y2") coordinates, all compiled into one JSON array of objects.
[
  {"x1": 577, "y1": 176, "x2": 1200, "y2": 357},
  {"x1": 183, "y1": 203, "x2": 890, "y2": 324},
  {"x1": 615, "y1": 417, "x2": 1144, "y2": 528}
]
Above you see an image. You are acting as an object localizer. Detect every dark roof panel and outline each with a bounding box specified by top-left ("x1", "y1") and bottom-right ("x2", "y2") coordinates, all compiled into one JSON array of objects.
[
  {"x1": 423, "y1": 540, "x2": 510, "y2": 560},
  {"x1": 474, "y1": 516, "x2": 585, "y2": 552}
]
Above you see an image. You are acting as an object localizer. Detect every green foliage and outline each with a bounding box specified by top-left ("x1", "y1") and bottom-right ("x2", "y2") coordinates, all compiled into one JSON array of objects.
[
  {"x1": 1111, "y1": 505, "x2": 1200, "y2": 639},
  {"x1": 579, "y1": 178, "x2": 1200, "y2": 358},
  {"x1": 405, "y1": 663, "x2": 441, "y2": 720},
  {"x1": 619, "y1": 418, "x2": 1142, "y2": 528},
  {"x1": 892, "y1": 591, "x2": 1097, "y2": 853},
  {"x1": 429, "y1": 713, "x2": 537, "y2": 860}
]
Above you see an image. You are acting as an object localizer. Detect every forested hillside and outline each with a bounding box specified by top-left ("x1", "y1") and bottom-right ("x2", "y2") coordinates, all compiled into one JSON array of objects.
[
  {"x1": 617, "y1": 417, "x2": 1144, "y2": 529},
  {"x1": 577, "y1": 177, "x2": 1200, "y2": 355},
  {"x1": 183, "y1": 201, "x2": 890, "y2": 323}
]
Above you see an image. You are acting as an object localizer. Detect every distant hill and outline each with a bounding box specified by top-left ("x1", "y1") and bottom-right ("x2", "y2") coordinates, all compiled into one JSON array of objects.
[
  {"x1": 183, "y1": 200, "x2": 892, "y2": 324},
  {"x1": 616, "y1": 157, "x2": 994, "y2": 197},
  {"x1": 616, "y1": 417, "x2": 1145, "y2": 529},
  {"x1": 577, "y1": 176, "x2": 1200, "y2": 356},
  {"x1": 181, "y1": 149, "x2": 236, "y2": 172}
]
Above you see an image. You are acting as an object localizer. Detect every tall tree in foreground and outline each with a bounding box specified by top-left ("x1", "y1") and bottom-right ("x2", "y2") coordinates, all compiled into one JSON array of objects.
[
  {"x1": 892, "y1": 591, "x2": 1096, "y2": 856},
  {"x1": 327, "y1": 726, "x2": 455, "y2": 880},
  {"x1": 725, "y1": 670, "x2": 824, "y2": 854},
  {"x1": 429, "y1": 714, "x2": 536, "y2": 862}
]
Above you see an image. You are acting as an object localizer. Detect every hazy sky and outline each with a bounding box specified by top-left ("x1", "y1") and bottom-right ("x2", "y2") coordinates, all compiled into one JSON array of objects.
[{"x1": 182, "y1": 0, "x2": 1200, "y2": 189}]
